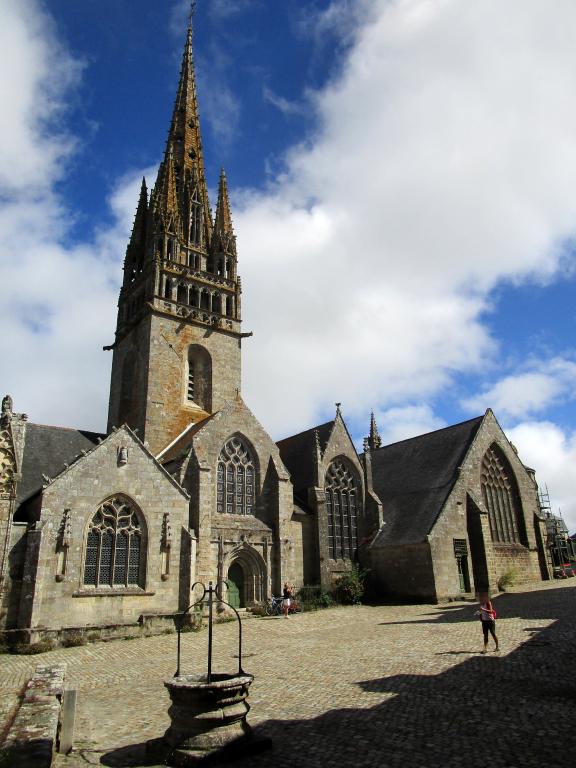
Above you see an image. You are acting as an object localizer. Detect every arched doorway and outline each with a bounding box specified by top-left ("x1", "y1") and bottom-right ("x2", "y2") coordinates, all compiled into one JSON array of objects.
[{"x1": 227, "y1": 562, "x2": 245, "y2": 608}]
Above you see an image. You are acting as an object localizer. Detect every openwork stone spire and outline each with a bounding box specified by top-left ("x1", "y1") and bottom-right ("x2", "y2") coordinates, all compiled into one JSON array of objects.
[
  {"x1": 364, "y1": 411, "x2": 382, "y2": 452},
  {"x1": 213, "y1": 170, "x2": 235, "y2": 248},
  {"x1": 123, "y1": 177, "x2": 149, "y2": 286},
  {"x1": 112, "y1": 19, "x2": 243, "y2": 347},
  {"x1": 150, "y1": 22, "x2": 212, "y2": 249}
]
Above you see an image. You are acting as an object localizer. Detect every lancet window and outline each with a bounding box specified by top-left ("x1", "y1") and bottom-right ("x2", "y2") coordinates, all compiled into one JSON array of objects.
[
  {"x1": 83, "y1": 497, "x2": 144, "y2": 588},
  {"x1": 481, "y1": 445, "x2": 525, "y2": 544},
  {"x1": 216, "y1": 437, "x2": 255, "y2": 515},
  {"x1": 325, "y1": 459, "x2": 359, "y2": 560},
  {"x1": 190, "y1": 190, "x2": 202, "y2": 246}
]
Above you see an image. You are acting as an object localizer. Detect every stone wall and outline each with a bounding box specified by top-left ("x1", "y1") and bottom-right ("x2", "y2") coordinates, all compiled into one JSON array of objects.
[
  {"x1": 1, "y1": 522, "x2": 26, "y2": 629},
  {"x1": 310, "y1": 416, "x2": 368, "y2": 591},
  {"x1": 182, "y1": 397, "x2": 293, "y2": 602},
  {"x1": 289, "y1": 510, "x2": 317, "y2": 588},
  {"x1": 366, "y1": 543, "x2": 436, "y2": 601},
  {"x1": 19, "y1": 427, "x2": 190, "y2": 632},
  {"x1": 2, "y1": 663, "x2": 66, "y2": 768},
  {"x1": 430, "y1": 409, "x2": 545, "y2": 600},
  {"x1": 108, "y1": 311, "x2": 243, "y2": 455}
]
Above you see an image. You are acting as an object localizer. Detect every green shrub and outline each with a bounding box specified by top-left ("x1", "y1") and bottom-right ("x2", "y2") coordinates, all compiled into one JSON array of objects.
[
  {"x1": 62, "y1": 632, "x2": 87, "y2": 648},
  {"x1": 214, "y1": 612, "x2": 235, "y2": 624},
  {"x1": 11, "y1": 640, "x2": 55, "y2": 655},
  {"x1": 497, "y1": 568, "x2": 517, "y2": 592},
  {"x1": 0, "y1": 746, "x2": 18, "y2": 767},
  {"x1": 334, "y1": 565, "x2": 369, "y2": 605},
  {"x1": 297, "y1": 585, "x2": 335, "y2": 611}
]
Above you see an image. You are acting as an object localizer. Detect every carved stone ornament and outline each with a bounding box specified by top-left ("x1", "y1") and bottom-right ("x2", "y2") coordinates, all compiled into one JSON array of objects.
[
  {"x1": 1, "y1": 394, "x2": 13, "y2": 417},
  {"x1": 162, "y1": 512, "x2": 172, "y2": 548},
  {"x1": 118, "y1": 446, "x2": 129, "y2": 466},
  {"x1": 58, "y1": 508, "x2": 72, "y2": 549},
  {"x1": 0, "y1": 425, "x2": 16, "y2": 496}
]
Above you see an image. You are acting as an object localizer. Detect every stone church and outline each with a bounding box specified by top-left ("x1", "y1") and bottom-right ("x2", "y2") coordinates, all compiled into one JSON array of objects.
[{"x1": 0, "y1": 26, "x2": 550, "y2": 643}]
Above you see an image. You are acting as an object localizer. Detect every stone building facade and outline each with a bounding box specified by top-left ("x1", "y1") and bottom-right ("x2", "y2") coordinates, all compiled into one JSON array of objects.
[
  {"x1": 363, "y1": 410, "x2": 550, "y2": 602},
  {"x1": 0, "y1": 23, "x2": 550, "y2": 642}
]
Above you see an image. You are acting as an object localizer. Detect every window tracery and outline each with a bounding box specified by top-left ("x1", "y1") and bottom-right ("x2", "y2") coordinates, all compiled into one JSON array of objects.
[
  {"x1": 83, "y1": 497, "x2": 144, "y2": 588},
  {"x1": 325, "y1": 459, "x2": 359, "y2": 560},
  {"x1": 481, "y1": 445, "x2": 524, "y2": 544},
  {"x1": 216, "y1": 437, "x2": 255, "y2": 515}
]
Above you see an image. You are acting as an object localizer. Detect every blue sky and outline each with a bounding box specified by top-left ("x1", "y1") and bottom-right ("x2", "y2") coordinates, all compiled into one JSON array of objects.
[{"x1": 0, "y1": 0, "x2": 574, "y2": 530}]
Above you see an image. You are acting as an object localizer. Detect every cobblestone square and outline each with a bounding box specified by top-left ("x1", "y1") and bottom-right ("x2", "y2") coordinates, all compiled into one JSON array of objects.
[{"x1": 1, "y1": 581, "x2": 575, "y2": 767}]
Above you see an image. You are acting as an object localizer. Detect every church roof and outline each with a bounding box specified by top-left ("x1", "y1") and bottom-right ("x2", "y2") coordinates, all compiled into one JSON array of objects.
[
  {"x1": 369, "y1": 415, "x2": 484, "y2": 546},
  {"x1": 16, "y1": 423, "x2": 105, "y2": 507},
  {"x1": 276, "y1": 421, "x2": 334, "y2": 493}
]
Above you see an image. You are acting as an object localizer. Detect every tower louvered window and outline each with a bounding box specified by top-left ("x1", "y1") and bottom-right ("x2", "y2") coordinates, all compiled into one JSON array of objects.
[
  {"x1": 83, "y1": 497, "x2": 144, "y2": 588},
  {"x1": 481, "y1": 445, "x2": 525, "y2": 544},
  {"x1": 187, "y1": 360, "x2": 195, "y2": 400},
  {"x1": 325, "y1": 459, "x2": 359, "y2": 560},
  {"x1": 216, "y1": 437, "x2": 255, "y2": 515}
]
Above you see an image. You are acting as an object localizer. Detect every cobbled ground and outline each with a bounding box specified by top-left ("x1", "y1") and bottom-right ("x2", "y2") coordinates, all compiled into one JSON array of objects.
[{"x1": 1, "y1": 580, "x2": 575, "y2": 767}]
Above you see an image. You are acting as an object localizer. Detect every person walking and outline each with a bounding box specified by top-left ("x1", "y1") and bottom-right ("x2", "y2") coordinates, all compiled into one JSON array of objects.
[
  {"x1": 477, "y1": 593, "x2": 499, "y2": 653},
  {"x1": 282, "y1": 582, "x2": 293, "y2": 619}
]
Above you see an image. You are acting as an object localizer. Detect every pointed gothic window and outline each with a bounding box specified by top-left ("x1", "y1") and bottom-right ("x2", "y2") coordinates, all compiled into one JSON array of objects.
[
  {"x1": 216, "y1": 437, "x2": 256, "y2": 515},
  {"x1": 83, "y1": 497, "x2": 144, "y2": 588},
  {"x1": 481, "y1": 445, "x2": 526, "y2": 545},
  {"x1": 190, "y1": 190, "x2": 202, "y2": 246},
  {"x1": 325, "y1": 459, "x2": 359, "y2": 560}
]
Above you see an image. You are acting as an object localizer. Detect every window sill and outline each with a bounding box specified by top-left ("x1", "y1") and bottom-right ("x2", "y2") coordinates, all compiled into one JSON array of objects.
[{"x1": 73, "y1": 589, "x2": 155, "y2": 598}]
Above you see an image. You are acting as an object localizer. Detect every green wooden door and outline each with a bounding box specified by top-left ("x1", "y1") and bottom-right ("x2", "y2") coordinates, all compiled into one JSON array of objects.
[{"x1": 227, "y1": 562, "x2": 244, "y2": 608}]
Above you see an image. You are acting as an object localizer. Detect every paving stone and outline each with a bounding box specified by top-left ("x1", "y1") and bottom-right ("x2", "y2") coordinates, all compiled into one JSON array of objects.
[{"x1": 1, "y1": 580, "x2": 575, "y2": 767}]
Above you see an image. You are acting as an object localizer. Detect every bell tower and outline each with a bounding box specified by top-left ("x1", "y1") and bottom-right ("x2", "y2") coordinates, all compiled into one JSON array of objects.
[{"x1": 107, "y1": 22, "x2": 243, "y2": 455}]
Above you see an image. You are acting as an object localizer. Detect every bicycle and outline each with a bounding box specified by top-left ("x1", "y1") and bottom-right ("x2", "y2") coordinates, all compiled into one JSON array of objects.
[{"x1": 265, "y1": 595, "x2": 299, "y2": 616}]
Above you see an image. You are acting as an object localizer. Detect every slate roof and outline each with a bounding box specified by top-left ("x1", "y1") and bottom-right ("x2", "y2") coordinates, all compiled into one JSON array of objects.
[
  {"x1": 276, "y1": 421, "x2": 334, "y2": 493},
  {"x1": 370, "y1": 416, "x2": 484, "y2": 547},
  {"x1": 16, "y1": 423, "x2": 105, "y2": 508}
]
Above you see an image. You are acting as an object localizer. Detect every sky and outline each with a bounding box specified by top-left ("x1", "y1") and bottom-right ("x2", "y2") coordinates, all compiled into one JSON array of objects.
[{"x1": 0, "y1": 0, "x2": 574, "y2": 531}]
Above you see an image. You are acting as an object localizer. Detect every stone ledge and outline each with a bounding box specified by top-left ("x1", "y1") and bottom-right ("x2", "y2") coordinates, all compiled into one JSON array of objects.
[
  {"x1": 1, "y1": 663, "x2": 65, "y2": 768},
  {"x1": 72, "y1": 589, "x2": 155, "y2": 597}
]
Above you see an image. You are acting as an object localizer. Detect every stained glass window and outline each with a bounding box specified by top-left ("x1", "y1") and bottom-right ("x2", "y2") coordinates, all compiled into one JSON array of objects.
[
  {"x1": 325, "y1": 460, "x2": 359, "y2": 560},
  {"x1": 217, "y1": 437, "x2": 256, "y2": 515},
  {"x1": 83, "y1": 497, "x2": 143, "y2": 588},
  {"x1": 481, "y1": 445, "x2": 525, "y2": 544}
]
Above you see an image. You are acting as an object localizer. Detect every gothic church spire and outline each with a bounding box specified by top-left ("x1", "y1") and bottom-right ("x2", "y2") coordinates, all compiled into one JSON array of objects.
[
  {"x1": 151, "y1": 21, "x2": 212, "y2": 248},
  {"x1": 364, "y1": 412, "x2": 382, "y2": 452}
]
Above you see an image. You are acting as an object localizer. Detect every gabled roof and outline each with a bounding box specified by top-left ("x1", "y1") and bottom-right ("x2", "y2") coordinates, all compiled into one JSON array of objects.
[
  {"x1": 16, "y1": 423, "x2": 105, "y2": 507},
  {"x1": 276, "y1": 421, "x2": 334, "y2": 493},
  {"x1": 156, "y1": 413, "x2": 215, "y2": 464},
  {"x1": 370, "y1": 416, "x2": 484, "y2": 546}
]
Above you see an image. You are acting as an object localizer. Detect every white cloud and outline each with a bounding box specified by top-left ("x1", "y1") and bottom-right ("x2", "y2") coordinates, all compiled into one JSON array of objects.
[
  {"x1": 262, "y1": 86, "x2": 307, "y2": 117},
  {"x1": 1, "y1": 0, "x2": 575, "y2": 552},
  {"x1": 0, "y1": 0, "x2": 81, "y2": 195},
  {"x1": 239, "y1": 0, "x2": 576, "y2": 434},
  {"x1": 0, "y1": 1, "x2": 156, "y2": 431},
  {"x1": 371, "y1": 404, "x2": 446, "y2": 446},
  {"x1": 461, "y1": 358, "x2": 576, "y2": 418},
  {"x1": 507, "y1": 421, "x2": 576, "y2": 533}
]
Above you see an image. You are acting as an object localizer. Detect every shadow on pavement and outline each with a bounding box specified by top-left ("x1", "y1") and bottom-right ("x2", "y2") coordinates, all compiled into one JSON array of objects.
[{"x1": 98, "y1": 586, "x2": 576, "y2": 768}]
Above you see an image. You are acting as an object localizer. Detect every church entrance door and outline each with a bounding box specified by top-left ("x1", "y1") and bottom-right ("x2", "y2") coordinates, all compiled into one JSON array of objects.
[{"x1": 226, "y1": 562, "x2": 244, "y2": 608}]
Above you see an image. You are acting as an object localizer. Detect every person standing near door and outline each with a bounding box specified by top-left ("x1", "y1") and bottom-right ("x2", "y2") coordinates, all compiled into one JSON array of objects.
[{"x1": 282, "y1": 582, "x2": 293, "y2": 619}]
